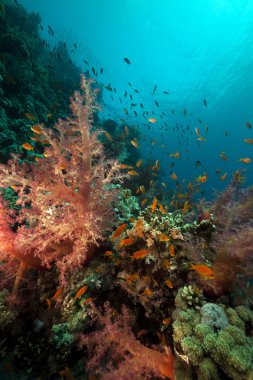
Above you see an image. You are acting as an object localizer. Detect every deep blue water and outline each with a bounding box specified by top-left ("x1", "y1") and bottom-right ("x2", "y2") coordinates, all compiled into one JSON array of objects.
[{"x1": 20, "y1": 0, "x2": 253, "y2": 199}]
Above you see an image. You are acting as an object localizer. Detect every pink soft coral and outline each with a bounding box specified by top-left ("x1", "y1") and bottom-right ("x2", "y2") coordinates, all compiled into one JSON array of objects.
[
  {"x1": 0, "y1": 75, "x2": 123, "y2": 290},
  {"x1": 79, "y1": 303, "x2": 175, "y2": 380}
]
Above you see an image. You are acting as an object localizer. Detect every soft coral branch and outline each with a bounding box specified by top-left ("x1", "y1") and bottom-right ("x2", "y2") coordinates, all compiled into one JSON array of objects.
[{"x1": 0, "y1": 74, "x2": 124, "y2": 290}]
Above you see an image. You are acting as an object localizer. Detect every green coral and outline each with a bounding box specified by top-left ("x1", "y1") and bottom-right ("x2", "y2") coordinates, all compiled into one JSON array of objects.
[
  {"x1": 175, "y1": 285, "x2": 205, "y2": 310},
  {"x1": 173, "y1": 288, "x2": 253, "y2": 379}
]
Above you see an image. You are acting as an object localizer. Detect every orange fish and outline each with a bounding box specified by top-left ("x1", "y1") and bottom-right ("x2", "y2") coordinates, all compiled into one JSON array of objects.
[
  {"x1": 111, "y1": 223, "x2": 127, "y2": 239},
  {"x1": 46, "y1": 298, "x2": 51, "y2": 310},
  {"x1": 105, "y1": 131, "x2": 112, "y2": 142},
  {"x1": 239, "y1": 157, "x2": 251, "y2": 164},
  {"x1": 165, "y1": 279, "x2": 173, "y2": 289},
  {"x1": 74, "y1": 285, "x2": 88, "y2": 300},
  {"x1": 22, "y1": 142, "x2": 34, "y2": 151},
  {"x1": 191, "y1": 264, "x2": 215, "y2": 279},
  {"x1": 169, "y1": 244, "x2": 175, "y2": 257},
  {"x1": 118, "y1": 164, "x2": 133, "y2": 169},
  {"x1": 126, "y1": 274, "x2": 139, "y2": 283},
  {"x1": 162, "y1": 317, "x2": 172, "y2": 326},
  {"x1": 142, "y1": 288, "x2": 153, "y2": 296},
  {"x1": 119, "y1": 238, "x2": 135, "y2": 247},
  {"x1": 131, "y1": 140, "x2": 138, "y2": 148},
  {"x1": 195, "y1": 127, "x2": 201, "y2": 137},
  {"x1": 139, "y1": 185, "x2": 145, "y2": 194},
  {"x1": 159, "y1": 234, "x2": 170, "y2": 242},
  {"x1": 159, "y1": 203, "x2": 167, "y2": 214},
  {"x1": 197, "y1": 174, "x2": 207, "y2": 183},
  {"x1": 151, "y1": 197, "x2": 157, "y2": 212},
  {"x1": 104, "y1": 250, "x2": 113, "y2": 256},
  {"x1": 124, "y1": 108, "x2": 128, "y2": 115},
  {"x1": 35, "y1": 156, "x2": 42, "y2": 162},
  {"x1": 148, "y1": 118, "x2": 157, "y2": 123},
  {"x1": 125, "y1": 125, "x2": 129, "y2": 134},
  {"x1": 197, "y1": 137, "x2": 206, "y2": 142},
  {"x1": 131, "y1": 249, "x2": 150, "y2": 260},
  {"x1": 182, "y1": 200, "x2": 190, "y2": 213},
  {"x1": 220, "y1": 172, "x2": 227, "y2": 181},
  {"x1": 141, "y1": 198, "x2": 148, "y2": 206},
  {"x1": 31, "y1": 124, "x2": 44, "y2": 134},
  {"x1": 170, "y1": 172, "x2": 177, "y2": 180},
  {"x1": 82, "y1": 297, "x2": 95, "y2": 305},
  {"x1": 163, "y1": 259, "x2": 171, "y2": 270},
  {"x1": 244, "y1": 138, "x2": 253, "y2": 144},
  {"x1": 136, "y1": 159, "x2": 143, "y2": 167},
  {"x1": 51, "y1": 287, "x2": 63, "y2": 300},
  {"x1": 220, "y1": 151, "x2": 229, "y2": 160},
  {"x1": 25, "y1": 112, "x2": 37, "y2": 121},
  {"x1": 128, "y1": 170, "x2": 139, "y2": 175}
]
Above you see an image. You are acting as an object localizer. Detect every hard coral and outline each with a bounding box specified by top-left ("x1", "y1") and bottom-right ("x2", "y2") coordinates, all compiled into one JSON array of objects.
[{"x1": 0, "y1": 74, "x2": 124, "y2": 290}]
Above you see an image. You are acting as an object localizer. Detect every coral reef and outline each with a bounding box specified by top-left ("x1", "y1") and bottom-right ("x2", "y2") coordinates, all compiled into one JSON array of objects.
[{"x1": 173, "y1": 290, "x2": 253, "y2": 379}]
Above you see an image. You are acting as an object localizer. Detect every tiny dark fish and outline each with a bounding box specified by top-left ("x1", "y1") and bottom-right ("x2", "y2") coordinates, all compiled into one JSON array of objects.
[
  {"x1": 74, "y1": 43, "x2": 77, "y2": 50},
  {"x1": 83, "y1": 60, "x2": 89, "y2": 65},
  {"x1": 128, "y1": 82, "x2": 132, "y2": 86},
  {"x1": 140, "y1": 103, "x2": 143, "y2": 109},
  {"x1": 48, "y1": 25, "x2": 54, "y2": 36},
  {"x1": 92, "y1": 67, "x2": 96, "y2": 75},
  {"x1": 163, "y1": 91, "x2": 169, "y2": 94},
  {"x1": 203, "y1": 99, "x2": 207, "y2": 107},
  {"x1": 134, "y1": 89, "x2": 139, "y2": 93},
  {"x1": 124, "y1": 57, "x2": 131, "y2": 64},
  {"x1": 198, "y1": 119, "x2": 202, "y2": 124},
  {"x1": 130, "y1": 94, "x2": 132, "y2": 100},
  {"x1": 154, "y1": 101, "x2": 159, "y2": 107},
  {"x1": 101, "y1": 68, "x2": 103, "y2": 74},
  {"x1": 152, "y1": 85, "x2": 157, "y2": 95},
  {"x1": 245, "y1": 122, "x2": 252, "y2": 129},
  {"x1": 40, "y1": 25, "x2": 43, "y2": 31},
  {"x1": 183, "y1": 108, "x2": 187, "y2": 116},
  {"x1": 105, "y1": 85, "x2": 113, "y2": 92},
  {"x1": 171, "y1": 109, "x2": 175, "y2": 115},
  {"x1": 124, "y1": 91, "x2": 127, "y2": 97},
  {"x1": 134, "y1": 110, "x2": 137, "y2": 117}
]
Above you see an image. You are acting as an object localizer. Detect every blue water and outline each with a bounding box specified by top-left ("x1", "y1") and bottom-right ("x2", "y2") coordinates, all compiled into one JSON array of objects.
[{"x1": 20, "y1": 0, "x2": 253, "y2": 199}]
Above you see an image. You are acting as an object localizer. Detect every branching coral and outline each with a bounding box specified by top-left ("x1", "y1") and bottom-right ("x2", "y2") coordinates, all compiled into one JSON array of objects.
[
  {"x1": 0, "y1": 74, "x2": 124, "y2": 290},
  {"x1": 79, "y1": 303, "x2": 175, "y2": 380}
]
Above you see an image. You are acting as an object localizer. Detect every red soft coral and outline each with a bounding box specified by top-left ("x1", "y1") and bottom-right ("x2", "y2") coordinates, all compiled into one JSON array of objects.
[
  {"x1": 0, "y1": 75, "x2": 124, "y2": 290},
  {"x1": 79, "y1": 303, "x2": 175, "y2": 380}
]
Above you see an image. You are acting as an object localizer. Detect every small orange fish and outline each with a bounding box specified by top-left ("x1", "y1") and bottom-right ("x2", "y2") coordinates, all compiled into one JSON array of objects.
[
  {"x1": 35, "y1": 156, "x2": 42, "y2": 162},
  {"x1": 25, "y1": 112, "x2": 37, "y2": 121},
  {"x1": 195, "y1": 127, "x2": 201, "y2": 137},
  {"x1": 51, "y1": 287, "x2": 63, "y2": 300},
  {"x1": 111, "y1": 223, "x2": 127, "y2": 240},
  {"x1": 124, "y1": 108, "x2": 129, "y2": 115},
  {"x1": 159, "y1": 234, "x2": 170, "y2": 242},
  {"x1": 162, "y1": 317, "x2": 171, "y2": 326},
  {"x1": 197, "y1": 137, "x2": 206, "y2": 142},
  {"x1": 220, "y1": 172, "x2": 227, "y2": 181},
  {"x1": 165, "y1": 278, "x2": 173, "y2": 289},
  {"x1": 170, "y1": 172, "x2": 177, "y2": 180},
  {"x1": 82, "y1": 297, "x2": 95, "y2": 305},
  {"x1": 197, "y1": 174, "x2": 207, "y2": 183},
  {"x1": 141, "y1": 198, "x2": 148, "y2": 206},
  {"x1": 169, "y1": 244, "x2": 175, "y2": 257},
  {"x1": 191, "y1": 264, "x2": 215, "y2": 279},
  {"x1": 163, "y1": 259, "x2": 170, "y2": 270},
  {"x1": 244, "y1": 138, "x2": 253, "y2": 144},
  {"x1": 220, "y1": 151, "x2": 229, "y2": 160},
  {"x1": 131, "y1": 249, "x2": 150, "y2": 260},
  {"x1": 118, "y1": 164, "x2": 133, "y2": 169},
  {"x1": 22, "y1": 142, "x2": 34, "y2": 151},
  {"x1": 125, "y1": 125, "x2": 129, "y2": 134},
  {"x1": 239, "y1": 157, "x2": 251, "y2": 164},
  {"x1": 46, "y1": 298, "x2": 51, "y2": 310},
  {"x1": 47, "y1": 113, "x2": 53, "y2": 119},
  {"x1": 136, "y1": 159, "x2": 143, "y2": 167},
  {"x1": 131, "y1": 140, "x2": 138, "y2": 148},
  {"x1": 151, "y1": 197, "x2": 157, "y2": 212},
  {"x1": 74, "y1": 285, "x2": 88, "y2": 300},
  {"x1": 105, "y1": 131, "x2": 112, "y2": 142},
  {"x1": 119, "y1": 238, "x2": 135, "y2": 247},
  {"x1": 148, "y1": 118, "x2": 157, "y2": 123},
  {"x1": 126, "y1": 274, "x2": 139, "y2": 283},
  {"x1": 139, "y1": 185, "x2": 145, "y2": 194},
  {"x1": 128, "y1": 170, "x2": 139, "y2": 175},
  {"x1": 104, "y1": 250, "x2": 113, "y2": 256},
  {"x1": 31, "y1": 124, "x2": 44, "y2": 134},
  {"x1": 182, "y1": 200, "x2": 190, "y2": 213},
  {"x1": 142, "y1": 288, "x2": 153, "y2": 296}
]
